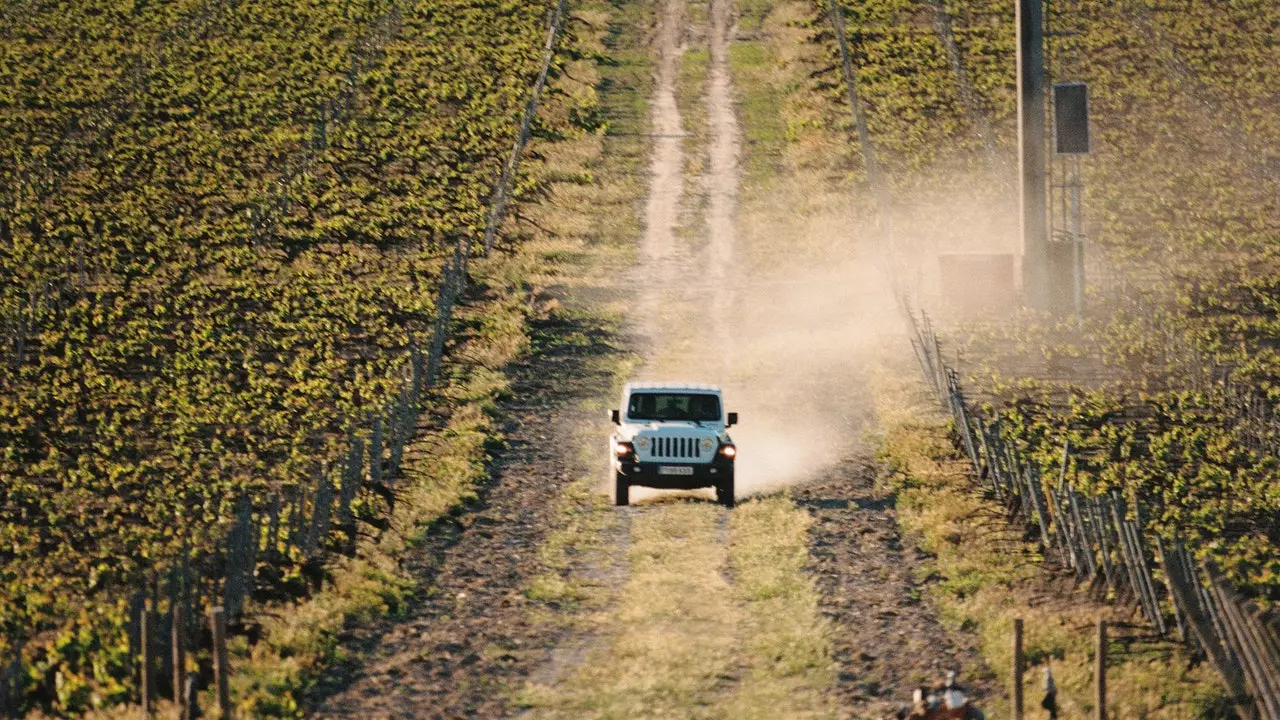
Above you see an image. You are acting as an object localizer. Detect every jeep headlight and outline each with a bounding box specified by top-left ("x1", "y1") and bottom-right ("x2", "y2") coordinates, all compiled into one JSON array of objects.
[
  {"x1": 635, "y1": 437, "x2": 650, "y2": 450},
  {"x1": 700, "y1": 438, "x2": 714, "y2": 451}
]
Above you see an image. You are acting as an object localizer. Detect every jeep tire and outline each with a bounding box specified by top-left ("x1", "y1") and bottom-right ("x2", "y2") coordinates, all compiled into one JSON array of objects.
[
  {"x1": 614, "y1": 473, "x2": 630, "y2": 506},
  {"x1": 716, "y1": 475, "x2": 735, "y2": 508}
]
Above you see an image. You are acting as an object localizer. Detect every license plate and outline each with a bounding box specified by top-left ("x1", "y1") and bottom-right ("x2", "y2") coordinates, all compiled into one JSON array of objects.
[{"x1": 658, "y1": 465, "x2": 694, "y2": 476}]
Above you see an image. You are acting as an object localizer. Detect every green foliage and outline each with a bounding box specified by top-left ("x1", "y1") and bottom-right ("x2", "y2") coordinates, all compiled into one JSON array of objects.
[{"x1": 0, "y1": 0, "x2": 594, "y2": 713}]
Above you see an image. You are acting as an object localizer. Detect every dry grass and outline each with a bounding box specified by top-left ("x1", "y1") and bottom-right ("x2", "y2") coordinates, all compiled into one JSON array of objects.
[
  {"x1": 517, "y1": 502, "x2": 743, "y2": 719},
  {"x1": 519, "y1": 497, "x2": 837, "y2": 720},
  {"x1": 725, "y1": 497, "x2": 837, "y2": 719}
]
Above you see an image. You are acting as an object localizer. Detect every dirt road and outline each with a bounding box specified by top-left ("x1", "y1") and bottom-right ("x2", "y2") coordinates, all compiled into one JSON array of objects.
[
  {"x1": 635, "y1": 0, "x2": 686, "y2": 357},
  {"x1": 522, "y1": 0, "x2": 995, "y2": 713},
  {"x1": 304, "y1": 0, "x2": 994, "y2": 714}
]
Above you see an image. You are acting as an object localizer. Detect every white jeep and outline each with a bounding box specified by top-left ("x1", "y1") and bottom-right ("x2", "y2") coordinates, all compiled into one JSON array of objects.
[{"x1": 609, "y1": 382, "x2": 737, "y2": 507}]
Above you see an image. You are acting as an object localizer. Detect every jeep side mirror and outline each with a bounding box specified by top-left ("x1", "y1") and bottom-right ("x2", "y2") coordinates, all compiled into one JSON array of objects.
[
  {"x1": 610, "y1": 409, "x2": 621, "y2": 425},
  {"x1": 726, "y1": 412, "x2": 738, "y2": 427}
]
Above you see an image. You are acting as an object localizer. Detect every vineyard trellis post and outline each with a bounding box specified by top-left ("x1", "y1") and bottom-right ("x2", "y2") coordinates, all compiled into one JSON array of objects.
[
  {"x1": 338, "y1": 431, "x2": 365, "y2": 543},
  {"x1": 1069, "y1": 492, "x2": 1097, "y2": 579},
  {"x1": 1013, "y1": 617, "x2": 1025, "y2": 720},
  {"x1": 182, "y1": 673, "x2": 199, "y2": 720},
  {"x1": 210, "y1": 607, "x2": 231, "y2": 719},
  {"x1": 1153, "y1": 536, "x2": 1188, "y2": 643},
  {"x1": 1028, "y1": 467, "x2": 1053, "y2": 552},
  {"x1": 1129, "y1": 504, "x2": 1167, "y2": 634},
  {"x1": 1086, "y1": 498, "x2": 1111, "y2": 594},
  {"x1": 0, "y1": 642, "x2": 21, "y2": 718},
  {"x1": 140, "y1": 597, "x2": 153, "y2": 717},
  {"x1": 1166, "y1": 542, "x2": 1253, "y2": 718},
  {"x1": 369, "y1": 416, "x2": 385, "y2": 490},
  {"x1": 306, "y1": 465, "x2": 335, "y2": 558},
  {"x1": 1207, "y1": 568, "x2": 1280, "y2": 720},
  {"x1": 172, "y1": 597, "x2": 185, "y2": 714},
  {"x1": 1095, "y1": 619, "x2": 1107, "y2": 720},
  {"x1": 223, "y1": 496, "x2": 252, "y2": 620}
]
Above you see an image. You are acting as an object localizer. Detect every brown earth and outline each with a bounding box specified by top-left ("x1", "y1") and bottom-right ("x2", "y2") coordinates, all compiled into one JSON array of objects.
[
  {"x1": 304, "y1": 308, "x2": 625, "y2": 719},
  {"x1": 793, "y1": 453, "x2": 998, "y2": 718}
]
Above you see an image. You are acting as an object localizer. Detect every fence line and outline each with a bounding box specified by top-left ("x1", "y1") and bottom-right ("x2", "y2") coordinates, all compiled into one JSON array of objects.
[
  {"x1": 482, "y1": 0, "x2": 570, "y2": 257},
  {"x1": 904, "y1": 304, "x2": 1280, "y2": 720}
]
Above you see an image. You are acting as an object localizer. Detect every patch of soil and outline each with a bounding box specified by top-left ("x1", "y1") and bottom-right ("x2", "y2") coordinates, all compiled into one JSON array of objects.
[
  {"x1": 793, "y1": 454, "x2": 998, "y2": 719},
  {"x1": 305, "y1": 309, "x2": 624, "y2": 719}
]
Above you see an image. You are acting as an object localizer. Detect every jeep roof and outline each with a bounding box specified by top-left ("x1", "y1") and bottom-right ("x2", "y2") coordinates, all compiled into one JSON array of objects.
[{"x1": 624, "y1": 382, "x2": 721, "y2": 393}]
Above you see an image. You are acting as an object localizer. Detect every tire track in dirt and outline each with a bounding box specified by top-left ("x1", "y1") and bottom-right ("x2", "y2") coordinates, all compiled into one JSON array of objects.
[
  {"x1": 636, "y1": 0, "x2": 739, "y2": 386},
  {"x1": 518, "y1": 496, "x2": 633, "y2": 697},
  {"x1": 304, "y1": 311, "x2": 625, "y2": 719},
  {"x1": 705, "y1": 0, "x2": 739, "y2": 377},
  {"x1": 634, "y1": 0, "x2": 686, "y2": 362},
  {"x1": 793, "y1": 453, "x2": 997, "y2": 717}
]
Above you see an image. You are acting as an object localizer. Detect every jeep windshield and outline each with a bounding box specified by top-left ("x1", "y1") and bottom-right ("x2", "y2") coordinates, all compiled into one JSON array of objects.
[{"x1": 627, "y1": 392, "x2": 721, "y2": 422}]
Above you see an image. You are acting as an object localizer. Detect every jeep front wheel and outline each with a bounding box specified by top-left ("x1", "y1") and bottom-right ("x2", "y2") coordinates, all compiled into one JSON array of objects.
[
  {"x1": 615, "y1": 473, "x2": 630, "y2": 506},
  {"x1": 716, "y1": 476, "x2": 734, "y2": 508}
]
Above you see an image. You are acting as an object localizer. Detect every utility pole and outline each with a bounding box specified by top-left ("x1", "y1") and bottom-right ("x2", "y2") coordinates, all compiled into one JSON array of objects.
[
  {"x1": 1053, "y1": 81, "x2": 1091, "y2": 319},
  {"x1": 1017, "y1": 0, "x2": 1049, "y2": 310}
]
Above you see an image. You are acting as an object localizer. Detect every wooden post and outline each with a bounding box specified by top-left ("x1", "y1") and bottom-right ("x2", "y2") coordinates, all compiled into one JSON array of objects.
[
  {"x1": 210, "y1": 607, "x2": 231, "y2": 719},
  {"x1": 172, "y1": 601, "x2": 185, "y2": 712},
  {"x1": 1095, "y1": 619, "x2": 1107, "y2": 720},
  {"x1": 183, "y1": 674, "x2": 200, "y2": 720},
  {"x1": 369, "y1": 417, "x2": 384, "y2": 488},
  {"x1": 267, "y1": 493, "x2": 281, "y2": 556},
  {"x1": 0, "y1": 650, "x2": 10, "y2": 717},
  {"x1": 140, "y1": 597, "x2": 153, "y2": 718},
  {"x1": 1013, "y1": 618, "x2": 1024, "y2": 720}
]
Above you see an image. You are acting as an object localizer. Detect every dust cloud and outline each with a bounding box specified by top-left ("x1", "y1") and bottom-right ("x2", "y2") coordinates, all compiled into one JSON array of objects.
[{"x1": 624, "y1": 0, "x2": 1016, "y2": 500}]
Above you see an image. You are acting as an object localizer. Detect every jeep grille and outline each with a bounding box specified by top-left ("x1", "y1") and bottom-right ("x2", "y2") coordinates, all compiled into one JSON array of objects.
[{"x1": 650, "y1": 436, "x2": 702, "y2": 459}]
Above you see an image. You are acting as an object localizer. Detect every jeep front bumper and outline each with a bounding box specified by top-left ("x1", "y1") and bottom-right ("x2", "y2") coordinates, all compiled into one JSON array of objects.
[{"x1": 615, "y1": 460, "x2": 734, "y2": 489}]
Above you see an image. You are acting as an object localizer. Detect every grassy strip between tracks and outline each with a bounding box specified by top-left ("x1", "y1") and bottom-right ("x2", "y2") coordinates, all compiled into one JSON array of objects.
[
  {"x1": 870, "y1": 361, "x2": 1235, "y2": 720},
  {"x1": 517, "y1": 497, "x2": 836, "y2": 720},
  {"x1": 517, "y1": 503, "x2": 742, "y2": 718},
  {"x1": 726, "y1": 497, "x2": 837, "y2": 719}
]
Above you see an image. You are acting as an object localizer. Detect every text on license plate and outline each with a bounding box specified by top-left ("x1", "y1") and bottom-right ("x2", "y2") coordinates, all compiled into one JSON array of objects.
[{"x1": 658, "y1": 465, "x2": 694, "y2": 476}]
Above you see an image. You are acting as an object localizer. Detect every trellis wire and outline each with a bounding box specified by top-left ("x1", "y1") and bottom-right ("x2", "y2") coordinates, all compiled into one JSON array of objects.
[{"x1": 905, "y1": 304, "x2": 1280, "y2": 720}]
